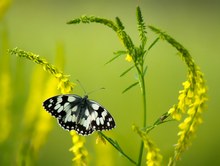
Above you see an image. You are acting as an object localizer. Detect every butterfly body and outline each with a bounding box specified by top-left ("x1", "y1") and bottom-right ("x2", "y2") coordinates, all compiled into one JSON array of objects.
[{"x1": 43, "y1": 94, "x2": 115, "y2": 136}]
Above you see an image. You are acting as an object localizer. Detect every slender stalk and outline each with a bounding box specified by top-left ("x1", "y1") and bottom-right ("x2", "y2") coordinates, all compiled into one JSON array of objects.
[
  {"x1": 99, "y1": 132, "x2": 137, "y2": 165},
  {"x1": 141, "y1": 74, "x2": 147, "y2": 128},
  {"x1": 138, "y1": 142, "x2": 144, "y2": 166},
  {"x1": 137, "y1": 65, "x2": 147, "y2": 166}
]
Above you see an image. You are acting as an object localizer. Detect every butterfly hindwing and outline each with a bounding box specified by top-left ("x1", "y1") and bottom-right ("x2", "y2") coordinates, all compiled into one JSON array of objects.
[
  {"x1": 43, "y1": 94, "x2": 115, "y2": 136},
  {"x1": 88, "y1": 100, "x2": 116, "y2": 131}
]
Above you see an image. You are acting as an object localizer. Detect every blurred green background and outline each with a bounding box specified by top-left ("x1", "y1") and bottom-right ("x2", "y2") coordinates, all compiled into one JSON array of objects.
[{"x1": 1, "y1": 0, "x2": 220, "y2": 165}]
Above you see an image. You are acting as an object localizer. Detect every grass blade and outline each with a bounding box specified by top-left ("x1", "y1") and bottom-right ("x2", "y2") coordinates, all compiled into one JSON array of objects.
[
  {"x1": 105, "y1": 50, "x2": 127, "y2": 65},
  {"x1": 120, "y1": 65, "x2": 135, "y2": 77},
  {"x1": 98, "y1": 132, "x2": 137, "y2": 165},
  {"x1": 122, "y1": 81, "x2": 139, "y2": 93},
  {"x1": 148, "y1": 37, "x2": 160, "y2": 51},
  {"x1": 143, "y1": 65, "x2": 148, "y2": 76}
]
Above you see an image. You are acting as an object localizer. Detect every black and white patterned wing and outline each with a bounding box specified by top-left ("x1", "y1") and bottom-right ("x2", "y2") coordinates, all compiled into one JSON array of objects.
[
  {"x1": 43, "y1": 94, "x2": 94, "y2": 135},
  {"x1": 43, "y1": 94, "x2": 81, "y2": 119},
  {"x1": 43, "y1": 94, "x2": 115, "y2": 136},
  {"x1": 88, "y1": 100, "x2": 116, "y2": 131}
]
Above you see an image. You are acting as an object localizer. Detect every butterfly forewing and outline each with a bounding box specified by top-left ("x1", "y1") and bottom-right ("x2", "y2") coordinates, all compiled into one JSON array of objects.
[
  {"x1": 43, "y1": 94, "x2": 115, "y2": 136},
  {"x1": 43, "y1": 95, "x2": 81, "y2": 118}
]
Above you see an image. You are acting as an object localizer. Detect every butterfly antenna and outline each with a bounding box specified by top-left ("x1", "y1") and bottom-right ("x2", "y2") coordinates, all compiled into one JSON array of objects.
[
  {"x1": 87, "y1": 87, "x2": 105, "y2": 96},
  {"x1": 76, "y1": 79, "x2": 87, "y2": 95},
  {"x1": 76, "y1": 80, "x2": 105, "y2": 96}
]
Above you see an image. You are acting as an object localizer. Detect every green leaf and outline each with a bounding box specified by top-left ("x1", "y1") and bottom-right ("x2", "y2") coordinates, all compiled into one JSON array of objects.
[
  {"x1": 105, "y1": 51, "x2": 127, "y2": 65},
  {"x1": 153, "y1": 112, "x2": 170, "y2": 126},
  {"x1": 148, "y1": 37, "x2": 160, "y2": 51},
  {"x1": 98, "y1": 132, "x2": 137, "y2": 165},
  {"x1": 143, "y1": 65, "x2": 148, "y2": 76},
  {"x1": 120, "y1": 65, "x2": 135, "y2": 77},
  {"x1": 143, "y1": 112, "x2": 174, "y2": 134},
  {"x1": 122, "y1": 82, "x2": 139, "y2": 93}
]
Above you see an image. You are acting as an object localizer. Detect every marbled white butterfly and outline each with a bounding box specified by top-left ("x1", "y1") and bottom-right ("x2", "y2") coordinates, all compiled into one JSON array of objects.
[{"x1": 43, "y1": 94, "x2": 116, "y2": 135}]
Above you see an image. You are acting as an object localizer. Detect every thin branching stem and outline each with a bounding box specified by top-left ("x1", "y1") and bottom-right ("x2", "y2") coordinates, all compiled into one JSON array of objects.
[
  {"x1": 98, "y1": 132, "x2": 137, "y2": 165},
  {"x1": 138, "y1": 141, "x2": 144, "y2": 166},
  {"x1": 137, "y1": 65, "x2": 147, "y2": 166}
]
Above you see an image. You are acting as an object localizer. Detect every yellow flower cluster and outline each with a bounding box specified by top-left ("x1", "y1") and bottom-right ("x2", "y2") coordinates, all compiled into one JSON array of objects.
[
  {"x1": 132, "y1": 125, "x2": 162, "y2": 166},
  {"x1": 55, "y1": 73, "x2": 75, "y2": 94},
  {"x1": 9, "y1": 48, "x2": 75, "y2": 94},
  {"x1": 168, "y1": 69, "x2": 207, "y2": 165},
  {"x1": 148, "y1": 26, "x2": 208, "y2": 165},
  {"x1": 69, "y1": 131, "x2": 88, "y2": 166}
]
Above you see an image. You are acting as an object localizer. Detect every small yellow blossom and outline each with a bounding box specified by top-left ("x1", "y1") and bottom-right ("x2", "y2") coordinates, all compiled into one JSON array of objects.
[
  {"x1": 125, "y1": 54, "x2": 132, "y2": 62},
  {"x1": 96, "y1": 133, "x2": 106, "y2": 144},
  {"x1": 182, "y1": 81, "x2": 190, "y2": 89},
  {"x1": 54, "y1": 72, "x2": 62, "y2": 78},
  {"x1": 178, "y1": 117, "x2": 191, "y2": 130},
  {"x1": 168, "y1": 106, "x2": 182, "y2": 121},
  {"x1": 133, "y1": 125, "x2": 162, "y2": 166},
  {"x1": 187, "y1": 89, "x2": 194, "y2": 98}
]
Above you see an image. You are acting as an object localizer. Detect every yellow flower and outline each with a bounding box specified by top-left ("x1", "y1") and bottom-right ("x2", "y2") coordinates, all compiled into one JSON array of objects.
[
  {"x1": 125, "y1": 54, "x2": 132, "y2": 62},
  {"x1": 182, "y1": 81, "x2": 190, "y2": 89},
  {"x1": 169, "y1": 69, "x2": 207, "y2": 165},
  {"x1": 133, "y1": 125, "x2": 162, "y2": 166},
  {"x1": 168, "y1": 105, "x2": 181, "y2": 121},
  {"x1": 96, "y1": 133, "x2": 106, "y2": 144}
]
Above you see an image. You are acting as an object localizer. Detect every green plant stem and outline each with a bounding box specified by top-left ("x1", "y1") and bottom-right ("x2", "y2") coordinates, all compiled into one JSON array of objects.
[
  {"x1": 141, "y1": 75, "x2": 147, "y2": 128},
  {"x1": 138, "y1": 142, "x2": 144, "y2": 166},
  {"x1": 98, "y1": 132, "x2": 137, "y2": 165},
  {"x1": 137, "y1": 67, "x2": 147, "y2": 166}
]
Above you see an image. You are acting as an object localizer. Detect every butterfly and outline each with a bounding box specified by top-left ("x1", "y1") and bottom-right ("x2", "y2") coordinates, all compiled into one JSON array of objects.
[{"x1": 43, "y1": 94, "x2": 116, "y2": 136}]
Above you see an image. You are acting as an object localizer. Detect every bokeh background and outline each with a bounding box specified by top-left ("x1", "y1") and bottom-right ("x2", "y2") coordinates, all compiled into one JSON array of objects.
[{"x1": 1, "y1": 0, "x2": 220, "y2": 165}]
